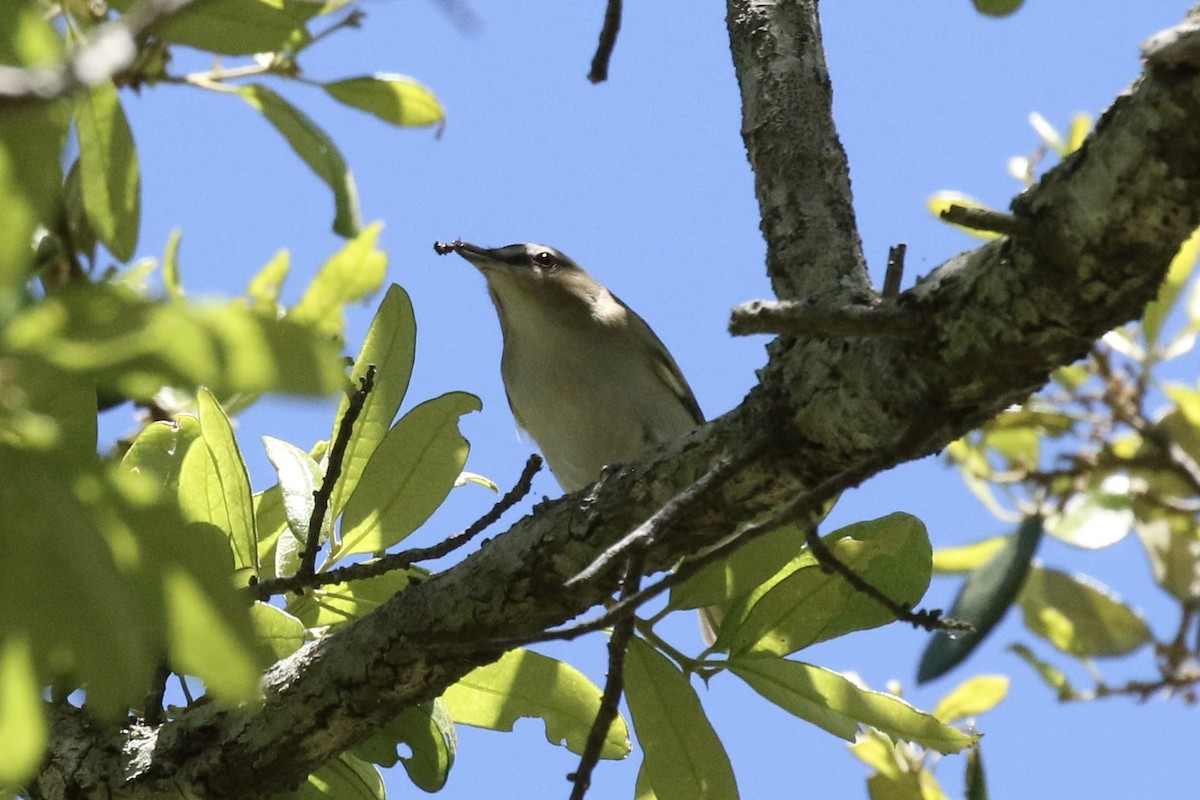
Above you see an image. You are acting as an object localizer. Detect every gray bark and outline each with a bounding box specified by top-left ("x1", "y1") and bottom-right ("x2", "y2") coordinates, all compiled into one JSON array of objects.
[{"x1": 33, "y1": 2, "x2": 1200, "y2": 797}]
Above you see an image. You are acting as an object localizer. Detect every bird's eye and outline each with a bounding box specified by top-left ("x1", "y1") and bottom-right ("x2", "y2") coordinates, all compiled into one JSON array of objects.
[{"x1": 533, "y1": 251, "x2": 558, "y2": 270}]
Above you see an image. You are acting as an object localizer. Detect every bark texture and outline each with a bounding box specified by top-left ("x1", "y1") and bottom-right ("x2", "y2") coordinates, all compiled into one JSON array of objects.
[{"x1": 33, "y1": 2, "x2": 1200, "y2": 797}]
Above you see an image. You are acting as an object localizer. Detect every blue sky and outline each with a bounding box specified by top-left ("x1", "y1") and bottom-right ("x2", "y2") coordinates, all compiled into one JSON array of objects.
[{"x1": 110, "y1": 1, "x2": 1194, "y2": 797}]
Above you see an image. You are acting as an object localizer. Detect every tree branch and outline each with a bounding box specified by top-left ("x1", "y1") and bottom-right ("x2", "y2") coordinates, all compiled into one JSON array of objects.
[
  {"x1": 33, "y1": 6, "x2": 1200, "y2": 799},
  {"x1": 728, "y1": 298, "x2": 928, "y2": 340}
]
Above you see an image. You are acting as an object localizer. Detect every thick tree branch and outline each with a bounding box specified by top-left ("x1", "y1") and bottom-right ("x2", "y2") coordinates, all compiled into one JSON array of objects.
[
  {"x1": 725, "y1": 0, "x2": 870, "y2": 302},
  {"x1": 33, "y1": 7, "x2": 1200, "y2": 799}
]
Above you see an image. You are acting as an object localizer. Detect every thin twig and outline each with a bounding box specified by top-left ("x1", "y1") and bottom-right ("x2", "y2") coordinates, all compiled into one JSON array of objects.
[
  {"x1": 587, "y1": 0, "x2": 623, "y2": 83},
  {"x1": 938, "y1": 204, "x2": 1020, "y2": 235},
  {"x1": 250, "y1": 453, "x2": 543, "y2": 599},
  {"x1": 728, "y1": 298, "x2": 926, "y2": 340},
  {"x1": 567, "y1": 554, "x2": 643, "y2": 800},
  {"x1": 567, "y1": 446, "x2": 761, "y2": 589},
  {"x1": 298, "y1": 366, "x2": 376, "y2": 580},
  {"x1": 143, "y1": 663, "x2": 171, "y2": 727},
  {"x1": 883, "y1": 243, "x2": 907, "y2": 298}
]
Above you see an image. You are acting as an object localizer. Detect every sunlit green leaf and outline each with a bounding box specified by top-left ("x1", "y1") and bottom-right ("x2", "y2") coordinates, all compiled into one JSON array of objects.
[
  {"x1": 625, "y1": 637, "x2": 737, "y2": 800},
  {"x1": 670, "y1": 523, "x2": 808, "y2": 610},
  {"x1": 917, "y1": 516, "x2": 1043, "y2": 683},
  {"x1": 122, "y1": 415, "x2": 201, "y2": 490},
  {"x1": 288, "y1": 568, "x2": 415, "y2": 628},
  {"x1": 163, "y1": 229, "x2": 184, "y2": 301},
  {"x1": 0, "y1": 635, "x2": 45, "y2": 787},
  {"x1": 113, "y1": 0, "x2": 315, "y2": 56},
  {"x1": 1045, "y1": 478, "x2": 1134, "y2": 549},
  {"x1": 930, "y1": 675, "x2": 1008, "y2": 724},
  {"x1": 866, "y1": 768, "x2": 949, "y2": 800},
  {"x1": 250, "y1": 601, "x2": 305, "y2": 661},
  {"x1": 281, "y1": 753, "x2": 384, "y2": 800},
  {"x1": 932, "y1": 536, "x2": 1008, "y2": 574},
  {"x1": 1143, "y1": 227, "x2": 1200, "y2": 347},
  {"x1": 1007, "y1": 643, "x2": 1080, "y2": 701},
  {"x1": 238, "y1": 84, "x2": 361, "y2": 237},
  {"x1": 352, "y1": 701, "x2": 456, "y2": 792},
  {"x1": 0, "y1": 358, "x2": 96, "y2": 462},
  {"x1": 729, "y1": 657, "x2": 976, "y2": 753},
  {"x1": 0, "y1": 5, "x2": 68, "y2": 300},
  {"x1": 246, "y1": 249, "x2": 290, "y2": 313},
  {"x1": 4, "y1": 283, "x2": 345, "y2": 399},
  {"x1": 1018, "y1": 566, "x2": 1151, "y2": 657},
  {"x1": 328, "y1": 284, "x2": 417, "y2": 519},
  {"x1": 262, "y1": 435, "x2": 324, "y2": 545},
  {"x1": 722, "y1": 513, "x2": 931, "y2": 657},
  {"x1": 178, "y1": 389, "x2": 257, "y2": 572},
  {"x1": 324, "y1": 74, "x2": 446, "y2": 129},
  {"x1": 336, "y1": 392, "x2": 480, "y2": 558},
  {"x1": 76, "y1": 80, "x2": 140, "y2": 262},
  {"x1": 441, "y1": 647, "x2": 630, "y2": 759},
  {"x1": 289, "y1": 224, "x2": 386, "y2": 339}
]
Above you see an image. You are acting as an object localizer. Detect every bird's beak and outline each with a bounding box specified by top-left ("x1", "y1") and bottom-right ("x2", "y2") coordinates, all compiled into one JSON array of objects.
[{"x1": 433, "y1": 240, "x2": 509, "y2": 272}]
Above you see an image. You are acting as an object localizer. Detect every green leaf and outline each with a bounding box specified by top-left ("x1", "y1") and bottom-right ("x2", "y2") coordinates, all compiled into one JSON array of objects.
[
  {"x1": 3, "y1": 283, "x2": 345, "y2": 399},
  {"x1": 324, "y1": 75, "x2": 445, "y2": 129},
  {"x1": 262, "y1": 435, "x2": 325, "y2": 545},
  {"x1": 288, "y1": 567, "x2": 416, "y2": 628},
  {"x1": 328, "y1": 284, "x2": 417, "y2": 519},
  {"x1": 730, "y1": 657, "x2": 976, "y2": 754},
  {"x1": 0, "y1": 636, "x2": 46, "y2": 787},
  {"x1": 1018, "y1": 566, "x2": 1151, "y2": 657},
  {"x1": 114, "y1": 0, "x2": 315, "y2": 56},
  {"x1": 1007, "y1": 643, "x2": 1080, "y2": 701},
  {"x1": 722, "y1": 513, "x2": 932, "y2": 657},
  {"x1": 930, "y1": 675, "x2": 1008, "y2": 724},
  {"x1": 0, "y1": 5, "x2": 68, "y2": 299},
  {"x1": 0, "y1": 358, "x2": 97, "y2": 462},
  {"x1": 76, "y1": 80, "x2": 140, "y2": 262},
  {"x1": 352, "y1": 701, "x2": 456, "y2": 792},
  {"x1": 965, "y1": 747, "x2": 988, "y2": 800},
  {"x1": 917, "y1": 515, "x2": 1043, "y2": 683},
  {"x1": 1142, "y1": 227, "x2": 1200, "y2": 347},
  {"x1": 932, "y1": 536, "x2": 1008, "y2": 574},
  {"x1": 250, "y1": 601, "x2": 306, "y2": 661},
  {"x1": 440, "y1": 648, "x2": 630, "y2": 759},
  {"x1": 336, "y1": 391, "x2": 480, "y2": 559},
  {"x1": 625, "y1": 637, "x2": 737, "y2": 800},
  {"x1": 288, "y1": 223, "x2": 387, "y2": 339},
  {"x1": 1045, "y1": 479, "x2": 1134, "y2": 549},
  {"x1": 122, "y1": 415, "x2": 202, "y2": 490},
  {"x1": 282, "y1": 753, "x2": 384, "y2": 800},
  {"x1": 635, "y1": 763, "x2": 659, "y2": 800},
  {"x1": 1135, "y1": 518, "x2": 1200, "y2": 602},
  {"x1": 178, "y1": 389, "x2": 257, "y2": 572},
  {"x1": 246, "y1": 249, "x2": 290, "y2": 313},
  {"x1": 670, "y1": 521, "x2": 810, "y2": 610},
  {"x1": 238, "y1": 84, "x2": 361, "y2": 238},
  {"x1": 163, "y1": 229, "x2": 184, "y2": 301}
]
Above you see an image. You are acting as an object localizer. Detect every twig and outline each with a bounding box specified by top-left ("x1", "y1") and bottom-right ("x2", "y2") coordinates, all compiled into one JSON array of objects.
[
  {"x1": 298, "y1": 365, "x2": 376, "y2": 580},
  {"x1": 0, "y1": 0, "x2": 205, "y2": 102},
  {"x1": 250, "y1": 453, "x2": 543, "y2": 599},
  {"x1": 587, "y1": 0, "x2": 623, "y2": 83},
  {"x1": 938, "y1": 204, "x2": 1020, "y2": 236},
  {"x1": 728, "y1": 298, "x2": 926, "y2": 340},
  {"x1": 883, "y1": 243, "x2": 907, "y2": 298},
  {"x1": 566, "y1": 447, "x2": 760, "y2": 589},
  {"x1": 567, "y1": 554, "x2": 643, "y2": 800},
  {"x1": 143, "y1": 663, "x2": 171, "y2": 727}
]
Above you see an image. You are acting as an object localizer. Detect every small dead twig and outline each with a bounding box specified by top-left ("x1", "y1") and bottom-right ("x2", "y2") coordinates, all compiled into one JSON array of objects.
[
  {"x1": 566, "y1": 554, "x2": 643, "y2": 800},
  {"x1": 728, "y1": 298, "x2": 927, "y2": 340},
  {"x1": 250, "y1": 454, "x2": 543, "y2": 599},
  {"x1": 883, "y1": 243, "x2": 907, "y2": 298},
  {"x1": 297, "y1": 365, "x2": 376, "y2": 580},
  {"x1": 587, "y1": 0, "x2": 623, "y2": 83}
]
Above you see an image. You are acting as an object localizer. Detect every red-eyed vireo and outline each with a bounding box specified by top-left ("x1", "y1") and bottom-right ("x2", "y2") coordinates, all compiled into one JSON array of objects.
[{"x1": 435, "y1": 239, "x2": 719, "y2": 641}]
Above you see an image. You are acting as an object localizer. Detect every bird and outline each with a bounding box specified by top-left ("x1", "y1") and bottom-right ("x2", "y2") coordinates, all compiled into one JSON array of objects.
[{"x1": 435, "y1": 239, "x2": 719, "y2": 641}]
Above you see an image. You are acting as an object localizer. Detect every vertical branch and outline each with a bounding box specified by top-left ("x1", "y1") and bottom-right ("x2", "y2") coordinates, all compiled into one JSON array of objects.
[{"x1": 725, "y1": 0, "x2": 869, "y2": 303}]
